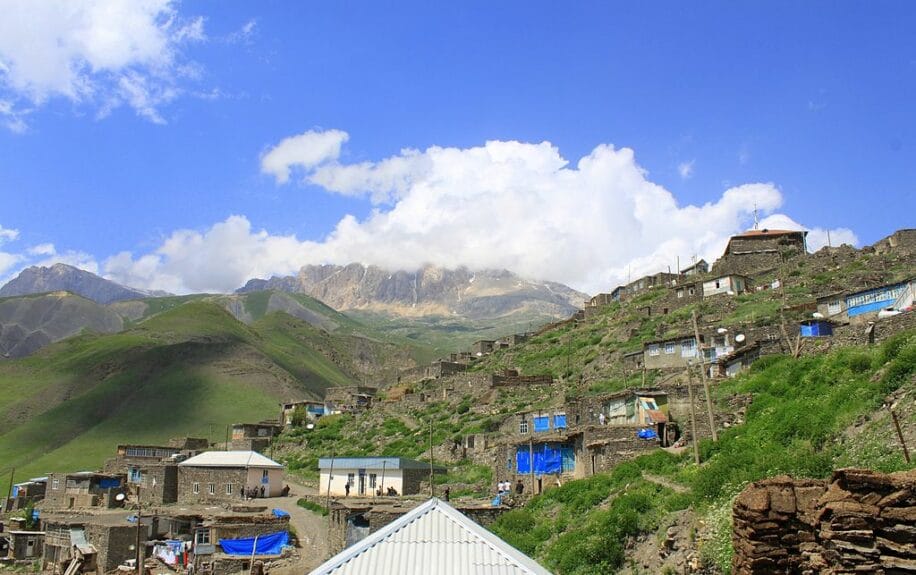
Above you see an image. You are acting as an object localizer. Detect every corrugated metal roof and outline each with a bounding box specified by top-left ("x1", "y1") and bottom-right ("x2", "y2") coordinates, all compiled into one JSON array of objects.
[
  {"x1": 317, "y1": 457, "x2": 445, "y2": 471},
  {"x1": 178, "y1": 451, "x2": 284, "y2": 469},
  {"x1": 309, "y1": 498, "x2": 552, "y2": 575}
]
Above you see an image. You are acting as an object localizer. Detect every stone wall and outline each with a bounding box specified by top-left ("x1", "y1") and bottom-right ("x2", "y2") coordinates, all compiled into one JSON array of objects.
[
  {"x1": 732, "y1": 468, "x2": 916, "y2": 574},
  {"x1": 177, "y1": 467, "x2": 248, "y2": 505}
]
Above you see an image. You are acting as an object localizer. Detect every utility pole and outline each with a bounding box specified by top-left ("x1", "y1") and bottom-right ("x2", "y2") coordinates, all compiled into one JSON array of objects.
[
  {"x1": 692, "y1": 311, "x2": 718, "y2": 442},
  {"x1": 686, "y1": 365, "x2": 700, "y2": 465},
  {"x1": 889, "y1": 405, "x2": 911, "y2": 464},
  {"x1": 6, "y1": 467, "x2": 15, "y2": 513},
  {"x1": 225, "y1": 425, "x2": 230, "y2": 451},
  {"x1": 429, "y1": 419, "x2": 435, "y2": 497},
  {"x1": 135, "y1": 486, "x2": 143, "y2": 575}
]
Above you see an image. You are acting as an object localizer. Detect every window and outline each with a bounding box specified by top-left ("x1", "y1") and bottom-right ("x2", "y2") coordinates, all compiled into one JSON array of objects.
[
  {"x1": 827, "y1": 300, "x2": 841, "y2": 315},
  {"x1": 664, "y1": 342, "x2": 675, "y2": 355},
  {"x1": 519, "y1": 420, "x2": 529, "y2": 434},
  {"x1": 688, "y1": 287, "x2": 695, "y2": 296},
  {"x1": 207, "y1": 483, "x2": 215, "y2": 495},
  {"x1": 681, "y1": 339, "x2": 696, "y2": 357},
  {"x1": 676, "y1": 289, "x2": 684, "y2": 299},
  {"x1": 533, "y1": 415, "x2": 550, "y2": 432},
  {"x1": 192, "y1": 482, "x2": 200, "y2": 494},
  {"x1": 369, "y1": 474, "x2": 377, "y2": 489},
  {"x1": 262, "y1": 469, "x2": 269, "y2": 480},
  {"x1": 465, "y1": 435, "x2": 475, "y2": 449},
  {"x1": 715, "y1": 280, "x2": 721, "y2": 289},
  {"x1": 52, "y1": 478, "x2": 60, "y2": 490},
  {"x1": 347, "y1": 473, "x2": 355, "y2": 487},
  {"x1": 195, "y1": 529, "x2": 210, "y2": 545},
  {"x1": 128, "y1": 467, "x2": 143, "y2": 484},
  {"x1": 554, "y1": 413, "x2": 567, "y2": 429},
  {"x1": 226, "y1": 483, "x2": 234, "y2": 495},
  {"x1": 647, "y1": 344, "x2": 660, "y2": 356}
]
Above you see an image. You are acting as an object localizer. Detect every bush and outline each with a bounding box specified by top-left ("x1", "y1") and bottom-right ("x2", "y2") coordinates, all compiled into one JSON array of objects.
[{"x1": 297, "y1": 498, "x2": 329, "y2": 516}]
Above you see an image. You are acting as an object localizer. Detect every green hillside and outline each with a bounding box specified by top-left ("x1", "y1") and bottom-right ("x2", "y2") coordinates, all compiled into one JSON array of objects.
[{"x1": 0, "y1": 300, "x2": 408, "y2": 494}]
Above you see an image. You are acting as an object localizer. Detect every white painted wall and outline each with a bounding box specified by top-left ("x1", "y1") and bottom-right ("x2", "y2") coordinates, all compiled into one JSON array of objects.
[
  {"x1": 246, "y1": 468, "x2": 285, "y2": 497},
  {"x1": 318, "y1": 467, "x2": 403, "y2": 496}
]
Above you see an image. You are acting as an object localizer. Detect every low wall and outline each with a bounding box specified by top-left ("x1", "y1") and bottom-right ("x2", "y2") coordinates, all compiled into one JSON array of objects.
[{"x1": 732, "y1": 468, "x2": 916, "y2": 574}]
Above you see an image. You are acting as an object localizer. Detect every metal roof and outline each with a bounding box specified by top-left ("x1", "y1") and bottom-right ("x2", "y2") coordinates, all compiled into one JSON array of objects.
[
  {"x1": 178, "y1": 451, "x2": 284, "y2": 469},
  {"x1": 308, "y1": 498, "x2": 552, "y2": 575},
  {"x1": 317, "y1": 457, "x2": 445, "y2": 471}
]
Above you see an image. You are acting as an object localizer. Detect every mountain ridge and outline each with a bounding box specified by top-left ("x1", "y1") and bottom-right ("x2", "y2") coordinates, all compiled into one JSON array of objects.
[{"x1": 0, "y1": 263, "x2": 169, "y2": 304}]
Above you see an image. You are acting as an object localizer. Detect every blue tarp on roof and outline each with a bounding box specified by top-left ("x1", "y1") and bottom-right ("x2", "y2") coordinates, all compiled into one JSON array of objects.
[
  {"x1": 272, "y1": 509, "x2": 290, "y2": 518},
  {"x1": 219, "y1": 531, "x2": 289, "y2": 556},
  {"x1": 638, "y1": 428, "x2": 658, "y2": 440}
]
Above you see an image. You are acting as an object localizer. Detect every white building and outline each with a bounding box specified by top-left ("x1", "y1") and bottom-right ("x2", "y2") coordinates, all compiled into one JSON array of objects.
[
  {"x1": 318, "y1": 457, "x2": 445, "y2": 497},
  {"x1": 309, "y1": 497, "x2": 552, "y2": 575},
  {"x1": 703, "y1": 274, "x2": 748, "y2": 297}
]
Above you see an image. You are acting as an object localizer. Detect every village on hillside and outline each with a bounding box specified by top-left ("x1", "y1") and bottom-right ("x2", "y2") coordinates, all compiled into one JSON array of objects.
[{"x1": 2, "y1": 227, "x2": 915, "y2": 575}]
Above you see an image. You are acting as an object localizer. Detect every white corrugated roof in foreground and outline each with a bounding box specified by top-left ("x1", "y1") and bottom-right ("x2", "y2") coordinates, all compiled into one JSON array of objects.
[
  {"x1": 178, "y1": 451, "x2": 284, "y2": 469},
  {"x1": 308, "y1": 498, "x2": 552, "y2": 575}
]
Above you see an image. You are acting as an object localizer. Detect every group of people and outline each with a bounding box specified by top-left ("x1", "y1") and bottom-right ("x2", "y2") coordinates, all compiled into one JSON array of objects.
[
  {"x1": 497, "y1": 479, "x2": 524, "y2": 496},
  {"x1": 242, "y1": 485, "x2": 266, "y2": 500}
]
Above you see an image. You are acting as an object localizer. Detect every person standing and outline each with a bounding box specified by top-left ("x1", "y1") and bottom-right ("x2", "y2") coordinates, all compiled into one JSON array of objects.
[
  {"x1": 515, "y1": 479, "x2": 524, "y2": 495},
  {"x1": 443, "y1": 486, "x2": 450, "y2": 502},
  {"x1": 344, "y1": 482, "x2": 350, "y2": 497}
]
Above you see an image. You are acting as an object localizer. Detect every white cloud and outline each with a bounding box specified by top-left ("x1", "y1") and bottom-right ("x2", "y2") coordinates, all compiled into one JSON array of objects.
[
  {"x1": 0, "y1": 225, "x2": 19, "y2": 243},
  {"x1": 0, "y1": 0, "x2": 207, "y2": 128},
  {"x1": 226, "y1": 19, "x2": 257, "y2": 44},
  {"x1": 677, "y1": 160, "x2": 695, "y2": 180},
  {"x1": 260, "y1": 129, "x2": 350, "y2": 184},
  {"x1": 27, "y1": 243, "x2": 56, "y2": 256},
  {"x1": 103, "y1": 133, "x2": 859, "y2": 295}
]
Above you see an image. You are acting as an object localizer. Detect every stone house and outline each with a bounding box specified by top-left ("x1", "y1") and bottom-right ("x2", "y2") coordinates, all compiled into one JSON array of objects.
[
  {"x1": 818, "y1": 279, "x2": 915, "y2": 323},
  {"x1": 5, "y1": 477, "x2": 47, "y2": 511},
  {"x1": 713, "y1": 228, "x2": 808, "y2": 275},
  {"x1": 324, "y1": 386, "x2": 377, "y2": 413},
  {"x1": 470, "y1": 340, "x2": 496, "y2": 356},
  {"x1": 6, "y1": 530, "x2": 44, "y2": 560},
  {"x1": 317, "y1": 457, "x2": 445, "y2": 497},
  {"x1": 643, "y1": 334, "x2": 701, "y2": 370},
  {"x1": 702, "y1": 274, "x2": 749, "y2": 297},
  {"x1": 103, "y1": 441, "x2": 208, "y2": 506},
  {"x1": 680, "y1": 259, "x2": 709, "y2": 276},
  {"x1": 177, "y1": 451, "x2": 284, "y2": 504},
  {"x1": 717, "y1": 342, "x2": 762, "y2": 378},
  {"x1": 44, "y1": 472, "x2": 126, "y2": 510},
  {"x1": 585, "y1": 293, "x2": 615, "y2": 308},
  {"x1": 230, "y1": 422, "x2": 283, "y2": 452},
  {"x1": 672, "y1": 280, "x2": 702, "y2": 302},
  {"x1": 41, "y1": 515, "x2": 136, "y2": 574},
  {"x1": 281, "y1": 400, "x2": 327, "y2": 426}
]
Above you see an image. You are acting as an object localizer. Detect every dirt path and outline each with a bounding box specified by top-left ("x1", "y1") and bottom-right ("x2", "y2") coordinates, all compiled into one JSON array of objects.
[
  {"x1": 264, "y1": 480, "x2": 329, "y2": 574},
  {"x1": 642, "y1": 473, "x2": 690, "y2": 494}
]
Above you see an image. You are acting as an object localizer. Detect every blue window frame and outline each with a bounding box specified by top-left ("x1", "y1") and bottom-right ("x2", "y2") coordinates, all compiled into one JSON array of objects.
[
  {"x1": 533, "y1": 416, "x2": 550, "y2": 432},
  {"x1": 553, "y1": 414, "x2": 567, "y2": 429}
]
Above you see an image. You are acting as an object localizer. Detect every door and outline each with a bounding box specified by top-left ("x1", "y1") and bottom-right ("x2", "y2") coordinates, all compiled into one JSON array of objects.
[
  {"x1": 26, "y1": 538, "x2": 35, "y2": 557},
  {"x1": 358, "y1": 469, "x2": 366, "y2": 495}
]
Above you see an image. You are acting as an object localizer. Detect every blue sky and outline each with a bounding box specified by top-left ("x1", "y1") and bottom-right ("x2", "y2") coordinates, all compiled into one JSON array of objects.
[{"x1": 0, "y1": 1, "x2": 913, "y2": 293}]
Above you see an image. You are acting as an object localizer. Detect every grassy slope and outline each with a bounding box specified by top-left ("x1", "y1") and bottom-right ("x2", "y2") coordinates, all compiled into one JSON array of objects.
[
  {"x1": 488, "y1": 329, "x2": 916, "y2": 575},
  {"x1": 0, "y1": 301, "x2": 362, "y2": 493}
]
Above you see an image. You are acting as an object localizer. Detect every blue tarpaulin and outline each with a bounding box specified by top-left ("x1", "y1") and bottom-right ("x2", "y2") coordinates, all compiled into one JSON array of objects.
[
  {"x1": 533, "y1": 416, "x2": 550, "y2": 432},
  {"x1": 219, "y1": 531, "x2": 289, "y2": 556},
  {"x1": 554, "y1": 414, "x2": 567, "y2": 429},
  {"x1": 271, "y1": 509, "x2": 289, "y2": 518},
  {"x1": 98, "y1": 478, "x2": 120, "y2": 489},
  {"x1": 638, "y1": 428, "x2": 658, "y2": 440},
  {"x1": 516, "y1": 443, "x2": 573, "y2": 475}
]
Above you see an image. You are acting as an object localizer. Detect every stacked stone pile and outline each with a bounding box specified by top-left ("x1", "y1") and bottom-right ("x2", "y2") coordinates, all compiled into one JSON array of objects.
[{"x1": 732, "y1": 468, "x2": 916, "y2": 574}]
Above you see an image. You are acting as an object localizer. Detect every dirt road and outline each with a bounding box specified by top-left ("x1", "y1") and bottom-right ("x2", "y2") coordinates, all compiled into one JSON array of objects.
[{"x1": 264, "y1": 481, "x2": 329, "y2": 574}]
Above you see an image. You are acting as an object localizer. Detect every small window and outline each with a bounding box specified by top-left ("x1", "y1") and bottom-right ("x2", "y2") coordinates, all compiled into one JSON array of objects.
[
  {"x1": 225, "y1": 483, "x2": 234, "y2": 495},
  {"x1": 262, "y1": 469, "x2": 269, "y2": 480},
  {"x1": 665, "y1": 342, "x2": 675, "y2": 354},
  {"x1": 648, "y1": 344, "x2": 660, "y2": 356},
  {"x1": 207, "y1": 483, "x2": 215, "y2": 495},
  {"x1": 827, "y1": 300, "x2": 841, "y2": 315},
  {"x1": 519, "y1": 420, "x2": 529, "y2": 434},
  {"x1": 52, "y1": 478, "x2": 60, "y2": 490},
  {"x1": 554, "y1": 413, "x2": 567, "y2": 429},
  {"x1": 715, "y1": 280, "x2": 721, "y2": 289},
  {"x1": 681, "y1": 339, "x2": 696, "y2": 357},
  {"x1": 688, "y1": 287, "x2": 695, "y2": 296},
  {"x1": 347, "y1": 473, "x2": 355, "y2": 486},
  {"x1": 195, "y1": 529, "x2": 210, "y2": 545},
  {"x1": 192, "y1": 482, "x2": 200, "y2": 494},
  {"x1": 369, "y1": 474, "x2": 377, "y2": 488},
  {"x1": 676, "y1": 289, "x2": 684, "y2": 299}
]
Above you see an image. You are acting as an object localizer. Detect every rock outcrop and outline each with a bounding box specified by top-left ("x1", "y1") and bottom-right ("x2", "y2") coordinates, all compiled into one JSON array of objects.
[{"x1": 733, "y1": 468, "x2": 916, "y2": 574}]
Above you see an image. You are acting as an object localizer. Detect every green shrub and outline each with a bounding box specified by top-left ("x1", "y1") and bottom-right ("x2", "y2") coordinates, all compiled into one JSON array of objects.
[{"x1": 297, "y1": 498, "x2": 329, "y2": 516}]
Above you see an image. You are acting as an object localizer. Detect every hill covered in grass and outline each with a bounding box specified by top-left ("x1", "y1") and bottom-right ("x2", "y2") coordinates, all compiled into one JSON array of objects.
[{"x1": 0, "y1": 300, "x2": 415, "y2": 494}]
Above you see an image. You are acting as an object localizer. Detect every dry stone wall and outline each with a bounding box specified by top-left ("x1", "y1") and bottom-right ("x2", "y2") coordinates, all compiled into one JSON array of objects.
[{"x1": 733, "y1": 468, "x2": 916, "y2": 574}]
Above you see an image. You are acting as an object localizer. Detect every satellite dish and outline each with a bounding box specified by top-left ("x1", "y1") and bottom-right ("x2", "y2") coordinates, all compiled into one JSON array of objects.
[
  {"x1": 735, "y1": 334, "x2": 746, "y2": 343},
  {"x1": 306, "y1": 423, "x2": 315, "y2": 430},
  {"x1": 716, "y1": 327, "x2": 728, "y2": 334},
  {"x1": 115, "y1": 493, "x2": 126, "y2": 502}
]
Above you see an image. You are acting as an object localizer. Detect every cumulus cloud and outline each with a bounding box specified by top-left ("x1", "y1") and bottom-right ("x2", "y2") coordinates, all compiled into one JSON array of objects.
[
  {"x1": 0, "y1": 0, "x2": 207, "y2": 129},
  {"x1": 260, "y1": 129, "x2": 350, "y2": 184},
  {"x1": 104, "y1": 133, "x2": 860, "y2": 294}
]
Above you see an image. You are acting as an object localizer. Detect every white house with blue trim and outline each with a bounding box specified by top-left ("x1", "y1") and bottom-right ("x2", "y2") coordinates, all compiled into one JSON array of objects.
[{"x1": 318, "y1": 457, "x2": 445, "y2": 497}]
